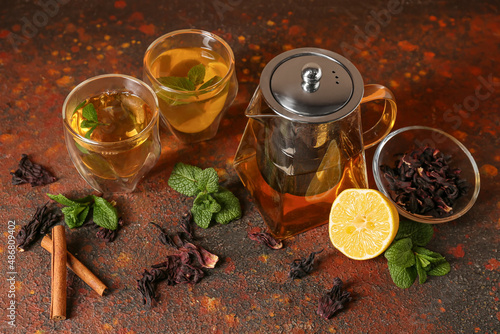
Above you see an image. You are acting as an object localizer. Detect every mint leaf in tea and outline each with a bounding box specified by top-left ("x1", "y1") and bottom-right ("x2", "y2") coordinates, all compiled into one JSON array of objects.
[
  {"x1": 150, "y1": 47, "x2": 228, "y2": 138},
  {"x1": 70, "y1": 92, "x2": 153, "y2": 142},
  {"x1": 68, "y1": 91, "x2": 158, "y2": 187},
  {"x1": 187, "y1": 63, "x2": 206, "y2": 86}
]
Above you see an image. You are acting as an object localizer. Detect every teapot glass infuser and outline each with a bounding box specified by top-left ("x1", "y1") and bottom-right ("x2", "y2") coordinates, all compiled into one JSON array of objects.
[{"x1": 234, "y1": 48, "x2": 397, "y2": 239}]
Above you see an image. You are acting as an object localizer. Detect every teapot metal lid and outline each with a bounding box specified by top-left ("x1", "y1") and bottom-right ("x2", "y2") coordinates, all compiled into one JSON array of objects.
[{"x1": 260, "y1": 48, "x2": 364, "y2": 123}]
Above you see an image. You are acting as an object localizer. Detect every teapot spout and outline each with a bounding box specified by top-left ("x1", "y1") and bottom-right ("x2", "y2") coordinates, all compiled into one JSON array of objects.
[{"x1": 245, "y1": 88, "x2": 278, "y2": 120}]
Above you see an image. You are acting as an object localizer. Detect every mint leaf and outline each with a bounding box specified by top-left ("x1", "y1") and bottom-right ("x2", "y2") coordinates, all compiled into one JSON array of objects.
[
  {"x1": 85, "y1": 125, "x2": 97, "y2": 139},
  {"x1": 413, "y1": 247, "x2": 446, "y2": 264},
  {"x1": 384, "y1": 238, "x2": 415, "y2": 268},
  {"x1": 73, "y1": 100, "x2": 87, "y2": 116},
  {"x1": 385, "y1": 223, "x2": 451, "y2": 288},
  {"x1": 78, "y1": 206, "x2": 90, "y2": 225},
  {"x1": 168, "y1": 163, "x2": 241, "y2": 227},
  {"x1": 82, "y1": 103, "x2": 98, "y2": 122},
  {"x1": 193, "y1": 193, "x2": 221, "y2": 214},
  {"x1": 416, "y1": 257, "x2": 428, "y2": 284},
  {"x1": 74, "y1": 141, "x2": 89, "y2": 154},
  {"x1": 168, "y1": 163, "x2": 203, "y2": 196},
  {"x1": 61, "y1": 205, "x2": 87, "y2": 228},
  {"x1": 191, "y1": 193, "x2": 221, "y2": 229},
  {"x1": 48, "y1": 193, "x2": 81, "y2": 207},
  {"x1": 199, "y1": 76, "x2": 221, "y2": 90},
  {"x1": 387, "y1": 262, "x2": 417, "y2": 289},
  {"x1": 92, "y1": 195, "x2": 118, "y2": 230},
  {"x1": 188, "y1": 64, "x2": 206, "y2": 86},
  {"x1": 196, "y1": 167, "x2": 219, "y2": 193},
  {"x1": 47, "y1": 193, "x2": 92, "y2": 207},
  {"x1": 81, "y1": 120, "x2": 98, "y2": 129},
  {"x1": 155, "y1": 90, "x2": 191, "y2": 106},
  {"x1": 427, "y1": 261, "x2": 451, "y2": 276},
  {"x1": 158, "y1": 76, "x2": 195, "y2": 91},
  {"x1": 394, "y1": 220, "x2": 434, "y2": 246},
  {"x1": 212, "y1": 187, "x2": 241, "y2": 224},
  {"x1": 191, "y1": 204, "x2": 213, "y2": 229},
  {"x1": 416, "y1": 253, "x2": 431, "y2": 268},
  {"x1": 413, "y1": 246, "x2": 442, "y2": 258}
]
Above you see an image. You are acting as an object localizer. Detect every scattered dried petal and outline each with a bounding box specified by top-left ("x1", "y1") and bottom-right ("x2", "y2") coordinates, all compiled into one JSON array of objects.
[
  {"x1": 180, "y1": 211, "x2": 194, "y2": 240},
  {"x1": 137, "y1": 253, "x2": 204, "y2": 308},
  {"x1": 172, "y1": 233, "x2": 187, "y2": 248},
  {"x1": 96, "y1": 217, "x2": 124, "y2": 243},
  {"x1": 16, "y1": 203, "x2": 60, "y2": 251},
  {"x1": 248, "y1": 231, "x2": 283, "y2": 249},
  {"x1": 181, "y1": 242, "x2": 219, "y2": 269},
  {"x1": 139, "y1": 217, "x2": 219, "y2": 308},
  {"x1": 288, "y1": 249, "x2": 323, "y2": 279},
  {"x1": 149, "y1": 222, "x2": 177, "y2": 247},
  {"x1": 381, "y1": 146, "x2": 469, "y2": 217},
  {"x1": 173, "y1": 259, "x2": 204, "y2": 284},
  {"x1": 11, "y1": 154, "x2": 57, "y2": 187},
  {"x1": 317, "y1": 277, "x2": 352, "y2": 319},
  {"x1": 137, "y1": 268, "x2": 168, "y2": 307}
]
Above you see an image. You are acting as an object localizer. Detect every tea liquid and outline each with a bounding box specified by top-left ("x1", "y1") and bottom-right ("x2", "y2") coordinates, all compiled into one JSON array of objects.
[
  {"x1": 69, "y1": 92, "x2": 155, "y2": 181},
  {"x1": 150, "y1": 47, "x2": 229, "y2": 141},
  {"x1": 234, "y1": 120, "x2": 368, "y2": 239}
]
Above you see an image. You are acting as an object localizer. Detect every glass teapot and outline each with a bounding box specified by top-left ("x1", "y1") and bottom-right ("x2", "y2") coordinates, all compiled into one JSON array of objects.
[{"x1": 233, "y1": 48, "x2": 397, "y2": 239}]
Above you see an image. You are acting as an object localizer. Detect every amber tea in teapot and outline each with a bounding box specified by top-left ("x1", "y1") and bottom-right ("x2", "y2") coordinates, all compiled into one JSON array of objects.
[{"x1": 234, "y1": 48, "x2": 397, "y2": 239}]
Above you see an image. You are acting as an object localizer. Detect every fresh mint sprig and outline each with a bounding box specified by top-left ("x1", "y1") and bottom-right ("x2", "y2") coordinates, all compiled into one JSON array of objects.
[
  {"x1": 47, "y1": 193, "x2": 119, "y2": 230},
  {"x1": 384, "y1": 220, "x2": 450, "y2": 288},
  {"x1": 74, "y1": 102, "x2": 108, "y2": 139},
  {"x1": 157, "y1": 63, "x2": 221, "y2": 93},
  {"x1": 167, "y1": 163, "x2": 241, "y2": 228}
]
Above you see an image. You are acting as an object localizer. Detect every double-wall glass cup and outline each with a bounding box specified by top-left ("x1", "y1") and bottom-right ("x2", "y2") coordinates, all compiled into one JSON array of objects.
[
  {"x1": 143, "y1": 29, "x2": 238, "y2": 143},
  {"x1": 62, "y1": 74, "x2": 161, "y2": 193}
]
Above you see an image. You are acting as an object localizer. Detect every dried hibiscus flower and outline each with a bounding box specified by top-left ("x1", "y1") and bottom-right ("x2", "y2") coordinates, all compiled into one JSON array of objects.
[
  {"x1": 149, "y1": 222, "x2": 177, "y2": 247},
  {"x1": 180, "y1": 211, "x2": 194, "y2": 240},
  {"x1": 380, "y1": 146, "x2": 469, "y2": 217},
  {"x1": 138, "y1": 219, "x2": 220, "y2": 308},
  {"x1": 149, "y1": 221, "x2": 218, "y2": 268},
  {"x1": 248, "y1": 231, "x2": 283, "y2": 250},
  {"x1": 96, "y1": 217, "x2": 124, "y2": 243},
  {"x1": 11, "y1": 154, "x2": 57, "y2": 187},
  {"x1": 288, "y1": 249, "x2": 323, "y2": 279},
  {"x1": 180, "y1": 242, "x2": 219, "y2": 269},
  {"x1": 16, "y1": 203, "x2": 60, "y2": 251},
  {"x1": 137, "y1": 253, "x2": 205, "y2": 308},
  {"x1": 317, "y1": 277, "x2": 352, "y2": 319}
]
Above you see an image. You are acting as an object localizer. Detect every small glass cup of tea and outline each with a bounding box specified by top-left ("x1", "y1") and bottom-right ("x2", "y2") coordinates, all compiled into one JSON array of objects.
[
  {"x1": 62, "y1": 74, "x2": 161, "y2": 193},
  {"x1": 143, "y1": 29, "x2": 238, "y2": 143}
]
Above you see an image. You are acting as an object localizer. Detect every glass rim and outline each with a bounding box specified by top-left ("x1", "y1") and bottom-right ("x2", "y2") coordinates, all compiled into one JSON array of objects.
[
  {"x1": 62, "y1": 74, "x2": 159, "y2": 147},
  {"x1": 143, "y1": 29, "x2": 236, "y2": 94},
  {"x1": 372, "y1": 125, "x2": 481, "y2": 223}
]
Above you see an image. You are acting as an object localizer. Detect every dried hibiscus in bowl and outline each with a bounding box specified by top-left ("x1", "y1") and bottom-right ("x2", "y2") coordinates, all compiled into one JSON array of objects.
[{"x1": 380, "y1": 146, "x2": 469, "y2": 218}]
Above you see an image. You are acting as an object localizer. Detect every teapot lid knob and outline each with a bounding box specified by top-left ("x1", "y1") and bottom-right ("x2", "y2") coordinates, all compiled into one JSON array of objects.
[{"x1": 301, "y1": 63, "x2": 322, "y2": 93}]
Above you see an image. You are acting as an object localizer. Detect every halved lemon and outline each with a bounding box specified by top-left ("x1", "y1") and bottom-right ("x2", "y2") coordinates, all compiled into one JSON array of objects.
[{"x1": 329, "y1": 189, "x2": 399, "y2": 260}]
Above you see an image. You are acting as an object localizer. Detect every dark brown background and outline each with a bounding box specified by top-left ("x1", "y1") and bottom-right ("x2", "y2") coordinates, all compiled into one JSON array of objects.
[{"x1": 0, "y1": 0, "x2": 499, "y2": 333}]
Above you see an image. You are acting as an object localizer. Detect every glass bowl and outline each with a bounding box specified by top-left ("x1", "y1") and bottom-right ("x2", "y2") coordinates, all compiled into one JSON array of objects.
[{"x1": 372, "y1": 126, "x2": 480, "y2": 224}]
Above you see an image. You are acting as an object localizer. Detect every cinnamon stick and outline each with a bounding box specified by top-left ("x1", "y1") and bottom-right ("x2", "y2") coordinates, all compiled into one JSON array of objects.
[
  {"x1": 50, "y1": 225, "x2": 66, "y2": 321},
  {"x1": 41, "y1": 235, "x2": 107, "y2": 296}
]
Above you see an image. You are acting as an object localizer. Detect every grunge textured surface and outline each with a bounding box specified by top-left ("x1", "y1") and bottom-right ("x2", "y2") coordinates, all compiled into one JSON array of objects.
[{"x1": 0, "y1": 0, "x2": 498, "y2": 333}]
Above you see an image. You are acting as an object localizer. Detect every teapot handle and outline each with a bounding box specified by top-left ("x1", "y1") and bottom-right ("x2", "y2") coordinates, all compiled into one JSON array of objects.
[{"x1": 360, "y1": 84, "x2": 397, "y2": 149}]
